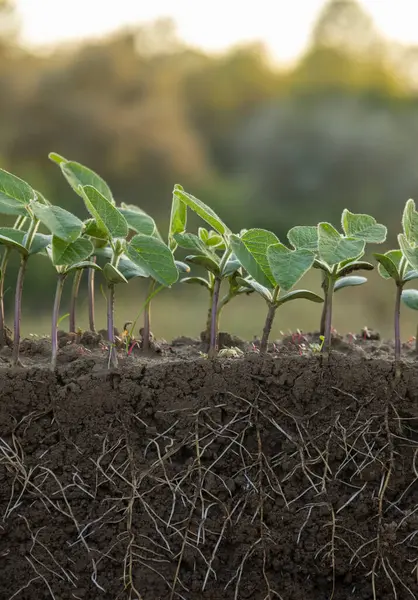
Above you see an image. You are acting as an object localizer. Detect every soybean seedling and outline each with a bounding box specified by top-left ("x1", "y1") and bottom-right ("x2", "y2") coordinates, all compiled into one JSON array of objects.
[
  {"x1": 230, "y1": 228, "x2": 324, "y2": 353},
  {"x1": 288, "y1": 211, "x2": 386, "y2": 355},
  {"x1": 172, "y1": 184, "x2": 242, "y2": 357},
  {"x1": 175, "y1": 227, "x2": 252, "y2": 348},
  {"x1": 0, "y1": 170, "x2": 76, "y2": 364},
  {"x1": 49, "y1": 152, "x2": 115, "y2": 333},
  {"x1": 47, "y1": 236, "x2": 100, "y2": 369},
  {"x1": 375, "y1": 199, "x2": 418, "y2": 371}
]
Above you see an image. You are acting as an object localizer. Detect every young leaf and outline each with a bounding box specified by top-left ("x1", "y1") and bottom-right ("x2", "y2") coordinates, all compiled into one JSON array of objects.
[
  {"x1": 287, "y1": 226, "x2": 318, "y2": 251},
  {"x1": 276, "y1": 289, "x2": 324, "y2": 306},
  {"x1": 403, "y1": 269, "x2": 418, "y2": 282},
  {"x1": 374, "y1": 251, "x2": 401, "y2": 281},
  {"x1": 30, "y1": 233, "x2": 52, "y2": 255},
  {"x1": 230, "y1": 229, "x2": 279, "y2": 289},
  {"x1": 61, "y1": 161, "x2": 114, "y2": 204},
  {"x1": 173, "y1": 184, "x2": 230, "y2": 236},
  {"x1": 117, "y1": 255, "x2": 148, "y2": 280},
  {"x1": 48, "y1": 152, "x2": 68, "y2": 165},
  {"x1": 175, "y1": 260, "x2": 190, "y2": 273},
  {"x1": 103, "y1": 263, "x2": 128, "y2": 285},
  {"x1": 401, "y1": 289, "x2": 418, "y2": 310},
  {"x1": 0, "y1": 169, "x2": 35, "y2": 215},
  {"x1": 185, "y1": 254, "x2": 220, "y2": 275},
  {"x1": 66, "y1": 261, "x2": 102, "y2": 274},
  {"x1": 337, "y1": 260, "x2": 374, "y2": 277},
  {"x1": 398, "y1": 233, "x2": 418, "y2": 271},
  {"x1": 51, "y1": 236, "x2": 94, "y2": 267},
  {"x1": 198, "y1": 227, "x2": 209, "y2": 243},
  {"x1": 180, "y1": 276, "x2": 210, "y2": 289},
  {"x1": 236, "y1": 277, "x2": 273, "y2": 302},
  {"x1": 168, "y1": 193, "x2": 187, "y2": 250},
  {"x1": 267, "y1": 244, "x2": 315, "y2": 291},
  {"x1": 31, "y1": 202, "x2": 83, "y2": 242},
  {"x1": 118, "y1": 207, "x2": 155, "y2": 236},
  {"x1": 341, "y1": 210, "x2": 387, "y2": 243},
  {"x1": 222, "y1": 255, "x2": 241, "y2": 277},
  {"x1": 318, "y1": 223, "x2": 365, "y2": 267},
  {"x1": 126, "y1": 233, "x2": 179, "y2": 286},
  {"x1": 83, "y1": 218, "x2": 109, "y2": 240},
  {"x1": 173, "y1": 232, "x2": 216, "y2": 258},
  {"x1": 334, "y1": 276, "x2": 367, "y2": 291},
  {"x1": 81, "y1": 185, "x2": 128, "y2": 240},
  {"x1": 402, "y1": 199, "x2": 418, "y2": 244},
  {"x1": 205, "y1": 234, "x2": 223, "y2": 247}
]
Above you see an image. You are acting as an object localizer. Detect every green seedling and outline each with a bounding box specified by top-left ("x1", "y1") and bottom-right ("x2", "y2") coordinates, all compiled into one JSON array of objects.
[
  {"x1": 175, "y1": 227, "x2": 252, "y2": 348},
  {"x1": 375, "y1": 199, "x2": 418, "y2": 370},
  {"x1": 47, "y1": 236, "x2": 100, "y2": 370},
  {"x1": 172, "y1": 185, "x2": 243, "y2": 357},
  {"x1": 288, "y1": 210, "x2": 386, "y2": 355},
  {"x1": 49, "y1": 152, "x2": 115, "y2": 333},
  {"x1": 230, "y1": 228, "x2": 324, "y2": 353}
]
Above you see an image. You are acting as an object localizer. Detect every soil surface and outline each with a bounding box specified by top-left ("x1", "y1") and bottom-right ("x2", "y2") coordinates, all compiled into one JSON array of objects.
[{"x1": 0, "y1": 330, "x2": 417, "y2": 599}]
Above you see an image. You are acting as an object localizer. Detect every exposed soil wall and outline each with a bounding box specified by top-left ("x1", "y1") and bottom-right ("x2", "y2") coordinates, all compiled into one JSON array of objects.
[{"x1": 0, "y1": 346, "x2": 417, "y2": 599}]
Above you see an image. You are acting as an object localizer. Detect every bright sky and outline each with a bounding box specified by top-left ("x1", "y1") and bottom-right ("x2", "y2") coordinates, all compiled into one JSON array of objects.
[{"x1": 16, "y1": 0, "x2": 418, "y2": 63}]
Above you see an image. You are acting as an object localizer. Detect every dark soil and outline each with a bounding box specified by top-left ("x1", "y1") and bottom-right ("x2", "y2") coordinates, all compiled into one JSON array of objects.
[{"x1": 0, "y1": 330, "x2": 417, "y2": 599}]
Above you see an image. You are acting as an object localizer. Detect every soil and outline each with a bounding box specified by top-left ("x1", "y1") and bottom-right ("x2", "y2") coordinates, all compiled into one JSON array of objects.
[{"x1": 0, "y1": 329, "x2": 417, "y2": 600}]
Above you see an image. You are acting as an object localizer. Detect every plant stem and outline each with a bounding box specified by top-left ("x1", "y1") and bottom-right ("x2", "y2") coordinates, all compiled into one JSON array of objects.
[
  {"x1": 0, "y1": 247, "x2": 11, "y2": 348},
  {"x1": 415, "y1": 323, "x2": 418, "y2": 354},
  {"x1": 319, "y1": 273, "x2": 328, "y2": 336},
  {"x1": 259, "y1": 286, "x2": 280, "y2": 354},
  {"x1": 12, "y1": 254, "x2": 28, "y2": 366},
  {"x1": 208, "y1": 277, "x2": 221, "y2": 358},
  {"x1": 69, "y1": 269, "x2": 82, "y2": 333},
  {"x1": 204, "y1": 284, "x2": 214, "y2": 345},
  {"x1": 107, "y1": 283, "x2": 117, "y2": 368},
  {"x1": 142, "y1": 279, "x2": 156, "y2": 351},
  {"x1": 88, "y1": 258, "x2": 96, "y2": 332},
  {"x1": 322, "y1": 274, "x2": 336, "y2": 356},
  {"x1": 394, "y1": 283, "x2": 402, "y2": 378},
  {"x1": 51, "y1": 274, "x2": 66, "y2": 370}
]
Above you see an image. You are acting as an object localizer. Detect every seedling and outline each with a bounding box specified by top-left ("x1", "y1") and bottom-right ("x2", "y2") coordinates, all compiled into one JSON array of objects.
[
  {"x1": 172, "y1": 184, "x2": 238, "y2": 357},
  {"x1": 175, "y1": 227, "x2": 252, "y2": 348},
  {"x1": 47, "y1": 236, "x2": 100, "y2": 369},
  {"x1": 288, "y1": 211, "x2": 386, "y2": 355},
  {"x1": 230, "y1": 228, "x2": 324, "y2": 353},
  {"x1": 375, "y1": 199, "x2": 418, "y2": 370}
]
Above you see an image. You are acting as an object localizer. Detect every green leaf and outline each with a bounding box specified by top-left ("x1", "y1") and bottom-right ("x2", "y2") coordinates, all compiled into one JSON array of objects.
[
  {"x1": 404, "y1": 269, "x2": 418, "y2": 282},
  {"x1": 83, "y1": 218, "x2": 109, "y2": 240},
  {"x1": 117, "y1": 256, "x2": 148, "y2": 281},
  {"x1": 51, "y1": 236, "x2": 94, "y2": 267},
  {"x1": 173, "y1": 184, "x2": 230, "y2": 236},
  {"x1": 118, "y1": 207, "x2": 155, "y2": 236},
  {"x1": 398, "y1": 233, "x2": 418, "y2": 271},
  {"x1": 80, "y1": 185, "x2": 128, "y2": 240},
  {"x1": 235, "y1": 277, "x2": 273, "y2": 302},
  {"x1": 334, "y1": 276, "x2": 367, "y2": 292},
  {"x1": 401, "y1": 289, "x2": 418, "y2": 310},
  {"x1": 168, "y1": 192, "x2": 187, "y2": 251},
  {"x1": 276, "y1": 289, "x2": 324, "y2": 306},
  {"x1": 103, "y1": 263, "x2": 128, "y2": 285},
  {"x1": 126, "y1": 234, "x2": 178, "y2": 287},
  {"x1": 267, "y1": 243, "x2": 315, "y2": 291},
  {"x1": 173, "y1": 232, "x2": 217, "y2": 259},
  {"x1": 184, "y1": 254, "x2": 220, "y2": 275},
  {"x1": 198, "y1": 227, "x2": 209, "y2": 243},
  {"x1": 180, "y1": 276, "x2": 210, "y2": 289},
  {"x1": 31, "y1": 201, "x2": 83, "y2": 242},
  {"x1": 402, "y1": 199, "x2": 418, "y2": 244},
  {"x1": 318, "y1": 223, "x2": 365, "y2": 267},
  {"x1": 337, "y1": 260, "x2": 374, "y2": 277},
  {"x1": 205, "y1": 234, "x2": 223, "y2": 247},
  {"x1": 61, "y1": 161, "x2": 114, "y2": 204},
  {"x1": 374, "y1": 251, "x2": 401, "y2": 281},
  {"x1": 341, "y1": 209, "x2": 387, "y2": 243},
  {"x1": 0, "y1": 228, "x2": 27, "y2": 255},
  {"x1": 222, "y1": 255, "x2": 241, "y2": 277},
  {"x1": 287, "y1": 226, "x2": 318, "y2": 251},
  {"x1": 66, "y1": 261, "x2": 102, "y2": 274},
  {"x1": 0, "y1": 169, "x2": 34, "y2": 215},
  {"x1": 230, "y1": 229, "x2": 279, "y2": 289},
  {"x1": 30, "y1": 233, "x2": 52, "y2": 255},
  {"x1": 48, "y1": 152, "x2": 68, "y2": 165}
]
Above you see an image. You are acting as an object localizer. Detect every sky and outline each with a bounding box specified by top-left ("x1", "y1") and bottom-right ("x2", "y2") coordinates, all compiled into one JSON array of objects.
[{"x1": 16, "y1": 0, "x2": 418, "y2": 64}]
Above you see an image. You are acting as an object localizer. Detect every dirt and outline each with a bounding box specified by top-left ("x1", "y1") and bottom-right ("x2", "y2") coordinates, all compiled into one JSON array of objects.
[{"x1": 0, "y1": 330, "x2": 417, "y2": 600}]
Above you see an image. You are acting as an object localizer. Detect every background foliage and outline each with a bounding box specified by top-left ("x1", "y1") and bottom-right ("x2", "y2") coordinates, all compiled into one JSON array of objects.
[{"x1": 3, "y1": 0, "x2": 418, "y2": 339}]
